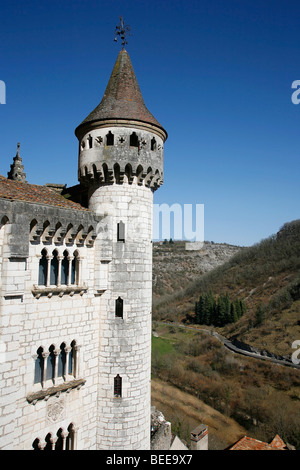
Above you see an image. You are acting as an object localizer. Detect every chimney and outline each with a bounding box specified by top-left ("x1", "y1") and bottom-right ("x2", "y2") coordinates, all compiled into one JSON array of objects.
[{"x1": 190, "y1": 424, "x2": 208, "y2": 450}]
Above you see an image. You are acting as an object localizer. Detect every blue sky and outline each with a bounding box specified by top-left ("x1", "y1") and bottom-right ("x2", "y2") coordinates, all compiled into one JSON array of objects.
[{"x1": 0, "y1": 0, "x2": 299, "y2": 246}]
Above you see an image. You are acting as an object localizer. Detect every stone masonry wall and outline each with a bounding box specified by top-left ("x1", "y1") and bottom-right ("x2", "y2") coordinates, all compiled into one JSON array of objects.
[
  {"x1": 89, "y1": 182, "x2": 153, "y2": 450},
  {"x1": 0, "y1": 205, "x2": 105, "y2": 450}
]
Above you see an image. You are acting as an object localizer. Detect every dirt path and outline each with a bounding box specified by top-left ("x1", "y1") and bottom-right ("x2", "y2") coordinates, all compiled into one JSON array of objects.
[{"x1": 151, "y1": 378, "x2": 246, "y2": 450}]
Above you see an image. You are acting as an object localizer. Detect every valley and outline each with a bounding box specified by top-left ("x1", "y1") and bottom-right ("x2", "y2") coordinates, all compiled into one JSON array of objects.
[{"x1": 151, "y1": 220, "x2": 300, "y2": 449}]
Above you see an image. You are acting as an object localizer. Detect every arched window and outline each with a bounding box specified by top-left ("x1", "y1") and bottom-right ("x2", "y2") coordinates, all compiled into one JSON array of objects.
[
  {"x1": 34, "y1": 346, "x2": 44, "y2": 385},
  {"x1": 115, "y1": 297, "x2": 123, "y2": 318},
  {"x1": 55, "y1": 428, "x2": 64, "y2": 451},
  {"x1": 32, "y1": 438, "x2": 42, "y2": 450},
  {"x1": 50, "y1": 250, "x2": 59, "y2": 285},
  {"x1": 37, "y1": 249, "x2": 83, "y2": 290},
  {"x1": 0, "y1": 215, "x2": 9, "y2": 228},
  {"x1": 130, "y1": 132, "x2": 139, "y2": 147},
  {"x1": 114, "y1": 374, "x2": 122, "y2": 398},
  {"x1": 87, "y1": 134, "x2": 93, "y2": 149},
  {"x1": 61, "y1": 250, "x2": 69, "y2": 285},
  {"x1": 106, "y1": 131, "x2": 114, "y2": 146},
  {"x1": 57, "y1": 342, "x2": 66, "y2": 378},
  {"x1": 68, "y1": 340, "x2": 77, "y2": 377},
  {"x1": 34, "y1": 340, "x2": 79, "y2": 388},
  {"x1": 38, "y1": 249, "x2": 48, "y2": 286},
  {"x1": 66, "y1": 424, "x2": 76, "y2": 450},
  {"x1": 71, "y1": 251, "x2": 79, "y2": 285},
  {"x1": 32, "y1": 425, "x2": 76, "y2": 450},
  {"x1": 44, "y1": 433, "x2": 54, "y2": 451},
  {"x1": 46, "y1": 345, "x2": 56, "y2": 381}
]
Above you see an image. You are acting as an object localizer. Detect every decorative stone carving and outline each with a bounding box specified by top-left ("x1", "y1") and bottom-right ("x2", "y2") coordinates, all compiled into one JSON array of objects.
[{"x1": 47, "y1": 396, "x2": 65, "y2": 424}]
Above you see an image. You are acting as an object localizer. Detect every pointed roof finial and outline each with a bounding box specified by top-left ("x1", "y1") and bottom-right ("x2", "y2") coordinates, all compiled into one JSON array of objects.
[
  {"x1": 114, "y1": 16, "x2": 131, "y2": 49},
  {"x1": 7, "y1": 142, "x2": 27, "y2": 183},
  {"x1": 16, "y1": 142, "x2": 21, "y2": 158}
]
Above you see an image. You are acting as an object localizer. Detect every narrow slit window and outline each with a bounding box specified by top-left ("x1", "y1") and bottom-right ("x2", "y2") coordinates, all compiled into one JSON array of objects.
[
  {"x1": 114, "y1": 374, "x2": 122, "y2": 398},
  {"x1": 117, "y1": 221, "x2": 125, "y2": 242},
  {"x1": 151, "y1": 137, "x2": 157, "y2": 151},
  {"x1": 115, "y1": 297, "x2": 123, "y2": 318}
]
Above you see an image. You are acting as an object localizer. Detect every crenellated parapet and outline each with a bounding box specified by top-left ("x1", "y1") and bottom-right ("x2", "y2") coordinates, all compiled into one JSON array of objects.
[{"x1": 77, "y1": 124, "x2": 164, "y2": 190}]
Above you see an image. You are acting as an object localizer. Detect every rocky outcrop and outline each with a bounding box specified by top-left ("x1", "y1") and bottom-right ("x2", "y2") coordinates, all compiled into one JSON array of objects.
[{"x1": 153, "y1": 241, "x2": 243, "y2": 297}]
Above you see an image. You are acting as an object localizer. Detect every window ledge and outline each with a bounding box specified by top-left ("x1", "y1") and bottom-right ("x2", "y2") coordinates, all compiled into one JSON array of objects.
[
  {"x1": 3, "y1": 292, "x2": 24, "y2": 301},
  {"x1": 32, "y1": 285, "x2": 88, "y2": 298},
  {"x1": 26, "y1": 377, "x2": 86, "y2": 404},
  {"x1": 94, "y1": 287, "x2": 107, "y2": 296}
]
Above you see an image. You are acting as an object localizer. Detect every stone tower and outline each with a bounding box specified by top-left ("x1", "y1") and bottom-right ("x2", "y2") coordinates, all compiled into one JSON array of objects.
[{"x1": 75, "y1": 49, "x2": 167, "y2": 449}]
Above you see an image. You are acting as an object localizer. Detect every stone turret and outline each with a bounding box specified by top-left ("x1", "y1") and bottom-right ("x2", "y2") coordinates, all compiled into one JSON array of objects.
[
  {"x1": 75, "y1": 48, "x2": 167, "y2": 450},
  {"x1": 75, "y1": 49, "x2": 167, "y2": 192},
  {"x1": 7, "y1": 143, "x2": 27, "y2": 183}
]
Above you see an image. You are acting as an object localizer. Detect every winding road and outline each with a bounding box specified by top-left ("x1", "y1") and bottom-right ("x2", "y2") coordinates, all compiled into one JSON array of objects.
[{"x1": 154, "y1": 321, "x2": 300, "y2": 370}]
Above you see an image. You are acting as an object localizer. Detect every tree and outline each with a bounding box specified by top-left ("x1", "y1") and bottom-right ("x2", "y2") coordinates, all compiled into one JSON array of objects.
[
  {"x1": 204, "y1": 291, "x2": 215, "y2": 325},
  {"x1": 194, "y1": 292, "x2": 246, "y2": 327},
  {"x1": 224, "y1": 293, "x2": 231, "y2": 324},
  {"x1": 195, "y1": 296, "x2": 204, "y2": 324},
  {"x1": 230, "y1": 303, "x2": 238, "y2": 323},
  {"x1": 216, "y1": 295, "x2": 226, "y2": 327},
  {"x1": 234, "y1": 299, "x2": 242, "y2": 319}
]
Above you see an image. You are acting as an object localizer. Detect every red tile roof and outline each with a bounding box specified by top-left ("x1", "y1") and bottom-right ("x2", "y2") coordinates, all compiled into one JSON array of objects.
[
  {"x1": 0, "y1": 175, "x2": 89, "y2": 211},
  {"x1": 229, "y1": 435, "x2": 287, "y2": 450},
  {"x1": 269, "y1": 435, "x2": 287, "y2": 449}
]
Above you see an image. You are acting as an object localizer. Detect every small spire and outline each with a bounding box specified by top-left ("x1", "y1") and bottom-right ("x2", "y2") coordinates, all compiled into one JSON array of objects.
[
  {"x1": 7, "y1": 142, "x2": 27, "y2": 183},
  {"x1": 114, "y1": 16, "x2": 131, "y2": 49},
  {"x1": 16, "y1": 142, "x2": 21, "y2": 157}
]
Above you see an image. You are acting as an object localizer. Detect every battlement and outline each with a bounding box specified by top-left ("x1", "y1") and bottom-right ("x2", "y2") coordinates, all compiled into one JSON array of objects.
[{"x1": 78, "y1": 125, "x2": 164, "y2": 190}]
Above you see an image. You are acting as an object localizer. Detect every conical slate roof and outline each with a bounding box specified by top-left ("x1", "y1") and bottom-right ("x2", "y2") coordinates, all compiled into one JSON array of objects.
[{"x1": 75, "y1": 49, "x2": 167, "y2": 139}]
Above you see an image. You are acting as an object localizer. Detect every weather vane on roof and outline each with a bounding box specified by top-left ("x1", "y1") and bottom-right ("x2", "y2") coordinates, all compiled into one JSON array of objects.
[{"x1": 114, "y1": 16, "x2": 131, "y2": 49}]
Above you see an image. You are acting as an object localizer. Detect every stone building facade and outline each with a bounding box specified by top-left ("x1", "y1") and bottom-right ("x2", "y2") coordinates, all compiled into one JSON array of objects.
[{"x1": 0, "y1": 48, "x2": 167, "y2": 450}]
